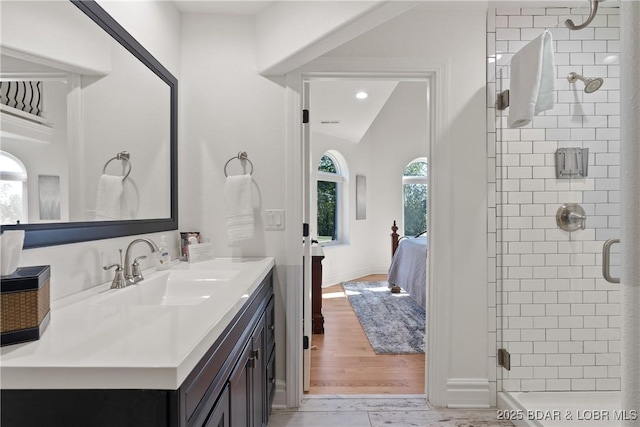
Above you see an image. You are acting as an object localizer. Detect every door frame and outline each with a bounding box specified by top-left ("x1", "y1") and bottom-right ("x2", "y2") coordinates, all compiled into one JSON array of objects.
[{"x1": 284, "y1": 57, "x2": 453, "y2": 408}]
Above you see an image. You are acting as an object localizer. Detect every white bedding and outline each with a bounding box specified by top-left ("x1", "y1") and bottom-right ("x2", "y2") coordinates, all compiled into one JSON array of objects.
[{"x1": 387, "y1": 237, "x2": 427, "y2": 309}]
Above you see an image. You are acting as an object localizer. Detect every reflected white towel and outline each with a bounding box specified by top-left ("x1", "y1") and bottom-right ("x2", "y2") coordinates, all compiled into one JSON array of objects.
[
  {"x1": 508, "y1": 30, "x2": 555, "y2": 128},
  {"x1": 224, "y1": 175, "x2": 254, "y2": 245},
  {"x1": 95, "y1": 174, "x2": 123, "y2": 220},
  {"x1": 120, "y1": 182, "x2": 133, "y2": 220}
]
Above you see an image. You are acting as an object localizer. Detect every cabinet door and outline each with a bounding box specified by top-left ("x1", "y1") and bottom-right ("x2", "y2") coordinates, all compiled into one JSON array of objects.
[
  {"x1": 203, "y1": 384, "x2": 230, "y2": 427},
  {"x1": 251, "y1": 314, "x2": 266, "y2": 427},
  {"x1": 229, "y1": 341, "x2": 252, "y2": 427}
]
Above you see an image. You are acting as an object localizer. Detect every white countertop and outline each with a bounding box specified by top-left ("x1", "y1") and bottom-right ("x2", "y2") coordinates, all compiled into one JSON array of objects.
[{"x1": 0, "y1": 257, "x2": 274, "y2": 390}]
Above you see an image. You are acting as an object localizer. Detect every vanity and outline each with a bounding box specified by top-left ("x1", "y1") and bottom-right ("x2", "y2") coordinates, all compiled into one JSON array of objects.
[{"x1": 0, "y1": 257, "x2": 276, "y2": 427}]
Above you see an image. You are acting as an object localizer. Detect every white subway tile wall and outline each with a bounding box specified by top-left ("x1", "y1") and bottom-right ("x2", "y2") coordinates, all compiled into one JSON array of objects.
[{"x1": 487, "y1": 5, "x2": 620, "y2": 399}]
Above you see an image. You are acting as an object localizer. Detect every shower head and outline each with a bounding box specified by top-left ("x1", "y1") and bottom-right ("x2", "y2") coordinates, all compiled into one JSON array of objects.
[{"x1": 567, "y1": 72, "x2": 604, "y2": 94}]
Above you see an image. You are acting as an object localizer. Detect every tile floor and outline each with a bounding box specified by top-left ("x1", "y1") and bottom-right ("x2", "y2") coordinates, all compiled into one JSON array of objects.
[{"x1": 268, "y1": 395, "x2": 514, "y2": 427}]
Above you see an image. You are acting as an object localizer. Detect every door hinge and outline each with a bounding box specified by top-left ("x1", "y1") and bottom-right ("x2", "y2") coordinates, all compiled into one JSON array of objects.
[
  {"x1": 303, "y1": 335, "x2": 309, "y2": 350},
  {"x1": 302, "y1": 109, "x2": 309, "y2": 124},
  {"x1": 303, "y1": 223, "x2": 309, "y2": 237},
  {"x1": 497, "y1": 348, "x2": 511, "y2": 371}
]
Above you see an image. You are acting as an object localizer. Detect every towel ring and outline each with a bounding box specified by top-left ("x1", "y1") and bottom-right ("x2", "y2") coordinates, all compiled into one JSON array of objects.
[
  {"x1": 224, "y1": 151, "x2": 254, "y2": 177},
  {"x1": 103, "y1": 151, "x2": 132, "y2": 182}
]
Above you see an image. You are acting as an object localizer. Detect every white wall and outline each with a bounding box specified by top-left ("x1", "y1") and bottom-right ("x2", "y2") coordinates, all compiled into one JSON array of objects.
[
  {"x1": 98, "y1": 0, "x2": 181, "y2": 76},
  {"x1": 256, "y1": 1, "x2": 419, "y2": 75},
  {"x1": 179, "y1": 12, "x2": 289, "y2": 390},
  {"x1": 0, "y1": 1, "x2": 111, "y2": 75},
  {"x1": 312, "y1": 81, "x2": 428, "y2": 286}
]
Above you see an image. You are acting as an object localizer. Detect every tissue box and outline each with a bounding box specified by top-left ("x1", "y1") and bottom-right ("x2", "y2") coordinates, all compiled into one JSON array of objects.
[{"x1": 1, "y1": 265, "x2": 51, "y2": 346}]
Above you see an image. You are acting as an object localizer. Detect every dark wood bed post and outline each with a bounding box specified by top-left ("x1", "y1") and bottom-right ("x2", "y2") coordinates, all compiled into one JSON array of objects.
[
  {"x1": 390, "y1": 221, "x2": 401, "y2": 294},
  {"x1": 391, "y1": 220, "x2": 400, "y2": 257}
]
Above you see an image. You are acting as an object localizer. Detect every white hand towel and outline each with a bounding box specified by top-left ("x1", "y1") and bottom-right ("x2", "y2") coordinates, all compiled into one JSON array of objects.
[
  {"x1": 224, "y1": 175, "x2": 254, "y2": 245},
  {"x1": 120, "y1": 182, "x2": 133, "y2": 220},
  {"x1": 508, "y1": 30, "x2": 555, "y2": 128},
  {"x1": 95, "y1": 174, "x2": 123, "y2": 220}
]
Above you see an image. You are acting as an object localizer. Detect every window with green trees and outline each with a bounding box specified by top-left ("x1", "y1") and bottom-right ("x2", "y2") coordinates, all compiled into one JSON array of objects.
[
  {"x1": 317, "y1": 153, "x2": 342, "y2": 243},
  {"x1": 403, "y1": 160, "x2": 427, "y2": 236}
]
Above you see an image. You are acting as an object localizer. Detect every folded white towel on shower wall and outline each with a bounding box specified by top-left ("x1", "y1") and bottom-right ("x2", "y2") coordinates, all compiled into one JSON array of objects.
[
  {"x1": 508, "y1": 29, "x2": 555, "y2": 128},
  {"x1": 95, "y1": 174, "x2": 123, "y2": 220},
  {"x1": 224, "y1": 174, "x2": 254, "y2": 245}
]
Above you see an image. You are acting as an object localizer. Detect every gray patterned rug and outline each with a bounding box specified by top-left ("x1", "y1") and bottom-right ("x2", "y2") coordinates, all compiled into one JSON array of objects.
[{"x1": 342, "y1": 281, "x2": 425, "y2": 354}]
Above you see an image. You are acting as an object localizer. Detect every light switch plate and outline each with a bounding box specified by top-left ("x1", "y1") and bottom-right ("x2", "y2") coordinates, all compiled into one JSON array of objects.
[{"x1": 265, "y1": 209, "x2": 285, "y2": 230}]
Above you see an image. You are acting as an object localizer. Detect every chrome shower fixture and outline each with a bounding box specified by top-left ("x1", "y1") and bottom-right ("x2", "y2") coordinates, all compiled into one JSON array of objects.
[
  {"x1": 567, "y1": 72, "x2": 604, "y2": 94},
  {"x1": 565, "y1": 0, "x2": 603, "y2": 31}
]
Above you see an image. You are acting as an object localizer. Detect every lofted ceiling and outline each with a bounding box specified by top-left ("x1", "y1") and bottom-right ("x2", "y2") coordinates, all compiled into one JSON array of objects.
[{"x1": 309, "y1": 80, "x2": 398, "y2": 143}]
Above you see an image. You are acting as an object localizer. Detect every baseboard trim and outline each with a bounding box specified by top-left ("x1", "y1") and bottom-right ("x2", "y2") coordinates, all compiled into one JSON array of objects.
[
  {"x1": 272, "y1": 379, "x2": 288, "y2": 409},
  {"x1": 447, "y1": 378, "x2": 491, "y2": 408}
]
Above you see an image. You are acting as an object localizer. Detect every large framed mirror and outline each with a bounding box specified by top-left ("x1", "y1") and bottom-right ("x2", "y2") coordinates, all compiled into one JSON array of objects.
[{"x1": 0, "y1": 0, "x2": 178, "y2": 248}]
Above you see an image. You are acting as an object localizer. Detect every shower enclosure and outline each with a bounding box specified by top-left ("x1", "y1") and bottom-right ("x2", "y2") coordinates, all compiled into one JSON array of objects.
[{"x1": 489, "y1": 3, "x2": 629, "y2": 425}]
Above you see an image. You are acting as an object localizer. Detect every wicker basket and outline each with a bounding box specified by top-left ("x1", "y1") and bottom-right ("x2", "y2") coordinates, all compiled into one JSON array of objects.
[{"x1": 1, "y1": 265, "x2": 51, "y2": 346}]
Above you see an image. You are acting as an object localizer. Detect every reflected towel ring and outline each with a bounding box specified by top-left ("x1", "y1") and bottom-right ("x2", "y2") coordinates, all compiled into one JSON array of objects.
[
  {"x1": 224, "y1": 151, "x2": 254, "y2": 177},
  {"x1": 103, "y1": 151, "x2": 132, "y2": 182}
]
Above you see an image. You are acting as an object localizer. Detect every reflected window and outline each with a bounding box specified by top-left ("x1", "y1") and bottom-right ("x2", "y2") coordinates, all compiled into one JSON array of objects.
[
  {"x1": 317, "y1": 153, "x2": 346, "y2": 244},
  {"x1": 403, "y1": 159, "x2": 427, "y2": 237},
  {"x1": 0, "y1": 151, "x2": 28, "y2": 224}
]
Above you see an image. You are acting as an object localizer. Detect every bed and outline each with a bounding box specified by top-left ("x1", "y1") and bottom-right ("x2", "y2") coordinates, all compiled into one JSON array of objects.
[{"x1": 388, "y1": 221, "x2": 427, "y2": 310}]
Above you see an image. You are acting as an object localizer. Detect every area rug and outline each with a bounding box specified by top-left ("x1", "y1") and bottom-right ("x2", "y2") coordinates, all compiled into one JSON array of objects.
[{"x1": 342, "y1": 281, "x2": 425, "y2": 354}]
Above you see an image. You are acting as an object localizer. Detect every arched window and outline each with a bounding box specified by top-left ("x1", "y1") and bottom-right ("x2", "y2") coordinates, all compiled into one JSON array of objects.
[
  {"x1": 317, "y1": 152, "x2": 346, "y2": 244},
  {"x1": 0, "y1": 151, "x2": 28, "y2": 224},
  {"x1": 403, "y1": 159, "x2": 427, "y2": 236}
]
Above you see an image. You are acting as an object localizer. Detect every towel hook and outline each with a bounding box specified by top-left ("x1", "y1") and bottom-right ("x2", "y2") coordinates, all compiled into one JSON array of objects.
[
  {"x1": 565, "y1": 0, "x2": 601, "y2": 31},
  {"x1": 103, "y1": 151, "x2": 132, "y2": 182},
  {"x1": 224, "y1": 151, "x2": 254, "y2": 177}
]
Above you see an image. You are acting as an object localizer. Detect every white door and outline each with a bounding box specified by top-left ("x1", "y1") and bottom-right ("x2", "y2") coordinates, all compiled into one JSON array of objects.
[{"x1": 302, "y1": 81, "x2": 312, "y2": 392}]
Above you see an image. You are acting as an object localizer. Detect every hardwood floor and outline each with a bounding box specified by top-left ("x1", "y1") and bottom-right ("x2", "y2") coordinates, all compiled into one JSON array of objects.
[{"x1": 308, "y1": 274, "x2": 425, "y2": 395}]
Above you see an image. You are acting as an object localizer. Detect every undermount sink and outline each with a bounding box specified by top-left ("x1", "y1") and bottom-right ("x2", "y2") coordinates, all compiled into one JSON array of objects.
[{"x1": 94, "y1": 269, "x2": 240, "y2": 307}]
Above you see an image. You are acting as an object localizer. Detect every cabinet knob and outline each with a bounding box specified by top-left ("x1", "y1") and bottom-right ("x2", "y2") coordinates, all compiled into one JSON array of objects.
[
  {"x1": 270, "y1": 325, "x2": 275, "y2": 331},
  {"x1": 253, "y1": 348, "x2": 260, "y2": 361}
]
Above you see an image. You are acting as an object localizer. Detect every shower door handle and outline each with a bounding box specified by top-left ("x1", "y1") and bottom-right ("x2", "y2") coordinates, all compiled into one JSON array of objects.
[{"x1": 602, "y1": 238, "x2": 620, "y2": 284}]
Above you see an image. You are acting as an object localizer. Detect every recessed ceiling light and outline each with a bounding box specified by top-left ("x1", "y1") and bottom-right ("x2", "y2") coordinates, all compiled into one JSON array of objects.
[{"x1": 355, "y1": 91, "x2": 368, "y2": 100}]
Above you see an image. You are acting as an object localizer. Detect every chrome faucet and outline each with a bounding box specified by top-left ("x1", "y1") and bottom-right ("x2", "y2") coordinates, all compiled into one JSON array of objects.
[{"x1": 124, "y1": 238, "x2": 159, "y2": 285}]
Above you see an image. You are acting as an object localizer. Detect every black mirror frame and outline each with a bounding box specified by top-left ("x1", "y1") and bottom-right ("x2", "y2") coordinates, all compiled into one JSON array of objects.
[{"x1": 1, "y1": 0, "x2": 178, "y2": 249}]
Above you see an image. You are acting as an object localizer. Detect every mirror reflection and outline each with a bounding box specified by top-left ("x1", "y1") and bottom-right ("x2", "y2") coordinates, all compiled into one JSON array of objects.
[{"x1": 0, "y1": 0, "x2": 171, "y2": 226}]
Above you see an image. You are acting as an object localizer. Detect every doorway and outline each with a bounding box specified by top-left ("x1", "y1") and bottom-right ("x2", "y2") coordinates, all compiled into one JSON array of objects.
[{"x1": 302, "y1": 75, "x2": 430, "y2": 395}]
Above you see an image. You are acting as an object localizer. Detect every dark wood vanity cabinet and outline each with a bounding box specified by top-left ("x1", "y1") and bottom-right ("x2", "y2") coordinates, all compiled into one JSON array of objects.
[
  {"x1": 186, "y1": 270, "x2": 274, "y2": 427},
  {"x1": 229, "y1": 312, "x2": 266, "y2": 427},
  {"x1": 1, "y1": 269, "x2": 275, "y2": 427}
]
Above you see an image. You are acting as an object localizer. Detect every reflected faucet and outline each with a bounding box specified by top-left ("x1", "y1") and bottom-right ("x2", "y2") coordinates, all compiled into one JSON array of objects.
[{"x1": 124, "y1": 238, "x2": 159, "y2": 285}]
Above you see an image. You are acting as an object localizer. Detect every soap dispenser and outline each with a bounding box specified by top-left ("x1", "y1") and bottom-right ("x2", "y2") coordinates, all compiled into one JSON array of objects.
[{"x1": 157, "y1": 235, "x2": 171, "y2": 270}]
